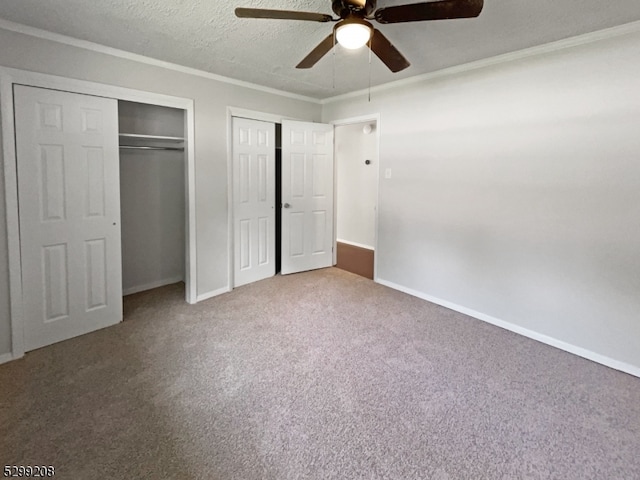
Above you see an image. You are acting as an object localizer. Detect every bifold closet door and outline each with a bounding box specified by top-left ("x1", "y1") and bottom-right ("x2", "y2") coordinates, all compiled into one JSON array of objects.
[
  {"x1": 232, "y1": 117, "x2": 276, "y2": 287},
  {"x1": 14, "y1": 85, "x2": 123, "y2": 351}
]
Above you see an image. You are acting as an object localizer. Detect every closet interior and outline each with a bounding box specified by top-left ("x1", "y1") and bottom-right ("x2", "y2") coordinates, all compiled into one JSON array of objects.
[
  {"x1": 118, "y1": 100, "x2": 186, "y2": 296},
  {"x1": 275, "y1": 123, "x2": 282, "y2": 274}
]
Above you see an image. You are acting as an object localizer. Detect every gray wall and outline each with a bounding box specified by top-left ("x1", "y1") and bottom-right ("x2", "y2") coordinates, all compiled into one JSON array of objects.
[
  {"x1": 323, "y1": 30, "x2": 640, "y2": 370},
  {"x1": 0, "y1": 27, "x2": 320, "y2": 356}
]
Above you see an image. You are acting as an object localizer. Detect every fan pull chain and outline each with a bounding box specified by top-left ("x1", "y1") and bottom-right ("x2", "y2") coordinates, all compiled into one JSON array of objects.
[
  {"x1": 368, "y1": 37, "x2": 372, "y2": 102},
  {"x1": 332, "y1": 29, "x2": 336, "y2": 90}
]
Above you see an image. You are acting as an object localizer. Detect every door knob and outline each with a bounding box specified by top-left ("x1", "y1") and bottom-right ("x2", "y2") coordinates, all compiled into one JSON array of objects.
[{"x1": 283, "y1": 203, "x2": 291, "y2": 208}]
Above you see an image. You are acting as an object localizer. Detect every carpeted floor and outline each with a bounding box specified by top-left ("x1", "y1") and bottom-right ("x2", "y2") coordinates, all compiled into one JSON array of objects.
[{"x1": 1, "y1": 267, "x2": 639, "y2": 479}]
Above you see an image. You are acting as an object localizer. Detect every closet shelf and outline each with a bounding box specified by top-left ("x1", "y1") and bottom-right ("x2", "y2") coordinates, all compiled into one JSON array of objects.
[
  {"x1": 119, "y1": 133, "x2": 184, "y2": 142},
  {"x1": 119, "y1": 145, "x2": 184, "y2": 152}
]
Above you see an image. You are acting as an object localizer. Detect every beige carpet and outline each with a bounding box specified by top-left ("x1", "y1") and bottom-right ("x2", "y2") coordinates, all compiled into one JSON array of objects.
[{"x1": 1, "y1": 268, "x2": 639, "y2": 479}]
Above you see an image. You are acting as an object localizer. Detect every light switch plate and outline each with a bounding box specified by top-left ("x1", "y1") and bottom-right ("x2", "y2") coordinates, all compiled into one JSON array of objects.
[{"x1": 385, "y1": 168, "x2": 392, "y2": 179}]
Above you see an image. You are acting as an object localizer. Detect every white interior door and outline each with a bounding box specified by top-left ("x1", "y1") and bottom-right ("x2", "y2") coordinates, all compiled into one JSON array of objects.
[
  {"x1": 281, "y1": 120, "x2": 334, "y2": 275},
  {"x1": 232, "y1": 117, "x2": 276, "y2": 287},
  {"x1": 15, "y1": 85, "x2": 122, "y2": 351}
]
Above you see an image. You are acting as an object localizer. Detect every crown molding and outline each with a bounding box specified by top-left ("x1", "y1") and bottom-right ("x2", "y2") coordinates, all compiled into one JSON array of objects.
[
  {"x1": 0, "y1": 18, "x2": 322, "y2": 105},
  {"x1": 320, "y1": 19, "x2": 640, "y2": 105}
]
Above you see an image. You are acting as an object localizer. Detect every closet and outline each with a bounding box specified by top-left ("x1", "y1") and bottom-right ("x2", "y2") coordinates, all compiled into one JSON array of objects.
[
  {"x1": 231, "y1": 118, "x2": 334, "y2": 288},
  {"x1": 118, "y1": 101, "x2": 186, "y2": 296},
  {"x1": 275, "y1": 123, "x2": 282, "y2": 273},
  {"x1": 9, "y1": 80, "x2": 193, "y2": 354}
]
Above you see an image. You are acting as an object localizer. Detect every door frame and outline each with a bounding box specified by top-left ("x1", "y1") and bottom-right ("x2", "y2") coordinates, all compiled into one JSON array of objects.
[
  {"x1": 330, "y1": 113, "x2": 381, "y2": 282},
  {"x1": 1, "y1": 66, "x2": 198, "y2": 361},
  {"x1": 225, "y1": 107, "x2": 304, "y2": 289}
]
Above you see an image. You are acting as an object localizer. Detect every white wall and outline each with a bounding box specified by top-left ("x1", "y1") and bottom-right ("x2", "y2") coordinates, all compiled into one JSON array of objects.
[
  {"x1": 119, "y1": 101, "x2": 185, "y2": 294},
  {"x1": 335, "y1": 122, "x2": 378, "y2": 248},
  {"x1": 322, "y1": 29, "x2": 640, "y2": 372},
  {"x1": 0, "y1": 27, "x2": 320, "y2": 357}
]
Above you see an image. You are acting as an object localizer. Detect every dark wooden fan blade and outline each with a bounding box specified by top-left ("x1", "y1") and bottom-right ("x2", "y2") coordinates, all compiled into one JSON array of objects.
[
  {"x1": 370, "y1": 29, "x2": 410, "y2": 73},
  {"x1": 374, "y1": 0, "x2": 483, "y2": 24},
  {"x1": 296, "y1": 34, "x2": 335, "y2": 69},
  {"x1": 235, "y1": 8, "x2": 333, "y2": 23}
]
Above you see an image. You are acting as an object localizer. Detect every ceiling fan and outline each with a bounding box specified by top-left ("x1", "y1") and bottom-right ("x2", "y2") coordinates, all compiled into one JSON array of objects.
[{"x1": 235, "y1": 0, "x2": 484, "y2": 73}]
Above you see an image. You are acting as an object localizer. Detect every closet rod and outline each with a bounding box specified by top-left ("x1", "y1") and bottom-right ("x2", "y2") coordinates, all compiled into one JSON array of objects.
[{"x1": 119, "y1": 145, "x2": 184, "y2": 152}]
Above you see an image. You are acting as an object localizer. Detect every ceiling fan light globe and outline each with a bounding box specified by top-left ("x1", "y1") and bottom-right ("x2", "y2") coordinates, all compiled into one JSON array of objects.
[{"x1": 336, "y1": 23, "x2": 371, "y2": 50}]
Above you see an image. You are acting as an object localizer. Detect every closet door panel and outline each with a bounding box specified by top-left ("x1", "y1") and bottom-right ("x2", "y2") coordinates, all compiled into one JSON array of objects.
[
  {"x1": 232, "y1": 117, "x2": 275, "y2": 287},
  {"x1": 281, "y1": 120, "x2": 334, "y2": 275},
  {"x1": 15, "y1": 85, "x2": 122, "y2": 352}
]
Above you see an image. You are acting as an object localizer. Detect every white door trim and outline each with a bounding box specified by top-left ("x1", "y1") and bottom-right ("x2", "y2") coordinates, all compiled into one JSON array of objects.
[
  {"x1": 1, "y1": 66, "x2": 198, "y2": 362},
  {"x1": 330, "y1": 113, "x2": 381, "y2": 282},
  {"x1": 225, "y1": 106, "x2": 305, "y2": 290}
]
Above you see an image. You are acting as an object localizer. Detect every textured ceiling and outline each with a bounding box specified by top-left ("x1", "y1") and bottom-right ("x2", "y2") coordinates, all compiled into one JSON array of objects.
[{"x1": 0, "y1": 0, "x2": 639, "y2": 99}]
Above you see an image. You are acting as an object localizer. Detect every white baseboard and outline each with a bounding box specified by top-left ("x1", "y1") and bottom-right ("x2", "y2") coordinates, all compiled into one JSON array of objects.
[
  {"x1": 196, "y1": 286, "x2": 231, "y2": 303},
  {"x1": 0, "y1": 352, "x2": 16, "y2": 365},
  {"x1": 336, "y1": 239, "x2": 375, "y2": 250},
  {"x1": 123, "y1": 276, "x2": 184, "y2": 296},
  {"x1": 376, "y1": 278, "x2": 640, "y2": 379}
]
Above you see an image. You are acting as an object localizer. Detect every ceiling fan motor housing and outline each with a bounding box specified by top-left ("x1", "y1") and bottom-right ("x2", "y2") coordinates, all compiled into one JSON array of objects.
[
  {"x1": 332, "y1": 0, "x2": 377, "y2": 18},
  {"x1": 333, "y1": 17, "x2": 374, "y2": 35}
]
